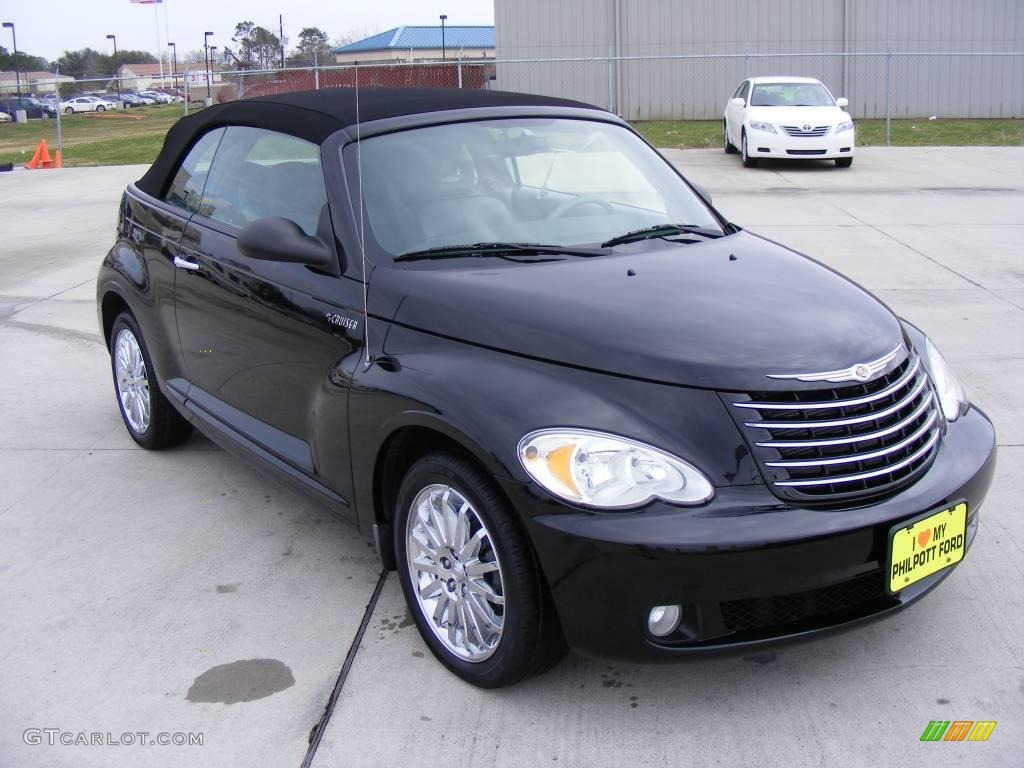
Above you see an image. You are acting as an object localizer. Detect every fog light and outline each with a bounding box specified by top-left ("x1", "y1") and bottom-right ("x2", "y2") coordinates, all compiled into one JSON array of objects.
[{"x1": 647, "y1": 604, "x2": 682, "y2": 637}]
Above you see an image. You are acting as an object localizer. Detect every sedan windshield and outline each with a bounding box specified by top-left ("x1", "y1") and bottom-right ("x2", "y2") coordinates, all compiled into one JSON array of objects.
[
  {"x1": 347, "y1": 118, "x2": 722, "y2": 260},
  {"x1": 750, "y1": 83, "x2": 835, "y2": 107}
]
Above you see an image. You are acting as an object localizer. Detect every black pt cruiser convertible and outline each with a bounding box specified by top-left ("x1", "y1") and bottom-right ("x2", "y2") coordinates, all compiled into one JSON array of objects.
[{"x1": 97, "y1": 88, "x2": 996, "y2": 687}]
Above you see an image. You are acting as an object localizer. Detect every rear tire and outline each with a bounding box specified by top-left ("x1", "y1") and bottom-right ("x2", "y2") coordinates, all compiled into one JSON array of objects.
[
  {"x1": 723, "y1": 120, "x2": 737, "y2": 154},
  {"x1": 65, "y1": 107, "x2": 74, "y2": 114},
  {"x1": 394, "y1": 452, "x2": 565, "y2": 688},
  {"x1": 109, "y1": 311, "x2": 192, "y2": 450},
  {"x1": 741, "y1": 130, "x2": 758, "y2": 167},
  {"x1": 835, "y1": 156, "x2": 853, "y2": 168}
]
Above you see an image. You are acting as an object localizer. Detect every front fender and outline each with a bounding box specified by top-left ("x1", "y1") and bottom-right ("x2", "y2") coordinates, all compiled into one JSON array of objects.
[{"x1": 347, "y1": 323, "x2": 761, "y2": 533}]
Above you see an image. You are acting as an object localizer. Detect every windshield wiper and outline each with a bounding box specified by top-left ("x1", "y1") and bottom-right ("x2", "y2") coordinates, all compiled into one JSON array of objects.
[
  {"x1": 395, "y1": 242, "x2": 610, "y2": 262},
  {"x1": 601, "y1": 224, "x2": 724, "y2": 248}
]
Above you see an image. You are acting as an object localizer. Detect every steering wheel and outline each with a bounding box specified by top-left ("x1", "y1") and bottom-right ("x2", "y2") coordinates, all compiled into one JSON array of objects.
[{"x1": 545, "y1": 195, "x2": 615, "y2": 220}]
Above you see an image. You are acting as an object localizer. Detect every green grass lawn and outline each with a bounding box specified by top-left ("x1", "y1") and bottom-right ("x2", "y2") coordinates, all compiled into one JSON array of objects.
[
  {"x1": 632, "y1": 118, "x2": 1024, "y2": 149},
  {"x1": 0, "y1": 104, "x2": 201, "y2": 168},
  {"x1": 1, "y1": 107, "x2": 1021, "y2": 168}
]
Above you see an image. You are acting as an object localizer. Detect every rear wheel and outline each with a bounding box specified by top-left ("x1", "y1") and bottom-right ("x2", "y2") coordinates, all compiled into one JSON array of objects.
[
  {"x1": 723, "y1": 120, "x2": 737, "y2": 154},
  {"x1": 109, "y1": 312, "x2": 192, "y2": 449},
  {"x1": 835, "y1": 156, "x2": 853, "y2": 168},
  {"x1": 394, "y1": 452, "x2": 565, "y2": 687},
  {"x1": 741, "y1": 130, "x2": 758, "y2": 167},
  {"x1": 64, "y1": 107, "x2": 74, "y2": 114}
]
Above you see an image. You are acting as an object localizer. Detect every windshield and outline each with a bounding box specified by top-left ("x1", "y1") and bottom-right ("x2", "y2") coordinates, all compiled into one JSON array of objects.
[
  {"x1": 750, "y1": 83, "x2": 835, "y2": 107},
  {"x1": 346, "y1": 118, "x2": 722, "y2": 260}
]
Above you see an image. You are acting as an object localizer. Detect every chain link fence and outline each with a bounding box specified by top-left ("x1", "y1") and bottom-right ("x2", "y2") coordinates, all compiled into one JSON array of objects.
[{"x1": 10, "y1": 50, "x2": 1023, "y2": 147}]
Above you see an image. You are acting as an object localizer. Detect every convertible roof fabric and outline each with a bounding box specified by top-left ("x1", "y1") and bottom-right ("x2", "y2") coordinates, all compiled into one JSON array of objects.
[{"x1": 136, "y1": 87, "x2": 601, "y2": 197}]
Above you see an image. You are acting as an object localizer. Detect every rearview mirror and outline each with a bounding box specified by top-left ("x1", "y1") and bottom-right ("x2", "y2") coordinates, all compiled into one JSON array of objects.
[
  {"x1": 692, "y1": 183, "x2": 713, "y2": 207},
  {"x1": 729, "y1": 97, "x2": 745, "y2": 108},
  {"x1": 238, "y1": 217, "x2": 333, "y2": 268},
  {"x1": 836, "y1": 97, "x2": 849, "y2": 109}
]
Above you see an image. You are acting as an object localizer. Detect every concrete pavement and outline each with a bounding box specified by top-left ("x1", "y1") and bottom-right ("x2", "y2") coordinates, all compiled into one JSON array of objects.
[{"x1": 0, "y1": 148, "x2": 1021, "y2": 767}]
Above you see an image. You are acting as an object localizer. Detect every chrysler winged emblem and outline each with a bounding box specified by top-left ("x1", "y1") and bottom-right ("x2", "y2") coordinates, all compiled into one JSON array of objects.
[{"x1": 767, "y1": 343, "x2": 905, "y2": 384}]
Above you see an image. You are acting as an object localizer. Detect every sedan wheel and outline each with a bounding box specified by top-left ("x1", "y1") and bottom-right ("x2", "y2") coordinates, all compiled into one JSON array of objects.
[
  {"x1": 723, "y1": 121, "x2": 737, "y2": 154},
  {"x1": 395, "y1": 453, "x2": 565, "y2": 687},
  {"x1": 65, "y1": 107, "x2": 74, "y2": 114},
  {"x1": 108, "y1": 312, "x2": 193, "y2": 449},
  {"x1": 406, "y1": 483, "x2": 505, "y2": 661},
  {"x1": 741, "y1": 131, "x2": 758, "y2": 168},
  {"x1": 96, "y1": 105, "x2": 106, "y2": 112}
]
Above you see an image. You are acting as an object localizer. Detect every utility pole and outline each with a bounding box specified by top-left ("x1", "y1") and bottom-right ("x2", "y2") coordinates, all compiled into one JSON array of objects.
[
  {"x1": 1, "y1": 22, "x2": 21, "y2": 100},
  {"x1": 440, "y1": 14, "x2": 447, "y2": 60},
  {"x1": 106, "y1": 34, "x2": 120, "y2": 99},
  {"x1": 168, "y1": 42, "x2": 178, "y2": 91},
  {"x1": 279, "y1": 15, "x2": 285, "y2": 69},
  {"x1": 203, "y1": 31, "x2": 213, "y2": 104}
]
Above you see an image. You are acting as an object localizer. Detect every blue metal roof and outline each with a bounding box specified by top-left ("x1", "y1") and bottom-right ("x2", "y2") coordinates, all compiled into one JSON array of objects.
[{"x1": 333, "y1": 26, "x2": 495, "y2": 54}]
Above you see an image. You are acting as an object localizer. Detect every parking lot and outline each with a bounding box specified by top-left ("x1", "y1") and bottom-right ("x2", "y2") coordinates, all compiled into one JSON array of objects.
[{"x1": 1, "y1": 146, "x2": 1021, "y2": 767}]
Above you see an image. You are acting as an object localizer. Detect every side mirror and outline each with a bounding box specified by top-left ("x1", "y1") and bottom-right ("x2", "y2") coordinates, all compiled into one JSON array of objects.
[
  {"x1": 237, "y1": 217, "x2": 333, "y2": 267},
  {"x1": 692, "y1": 183, "x2": 713, "y2": 207},
  {"x1": 729, "y1": 97, "x2": 745, "y2": 108},
  {"x1": 836, "y1": 97, "x2": 849, "y2": 109}
]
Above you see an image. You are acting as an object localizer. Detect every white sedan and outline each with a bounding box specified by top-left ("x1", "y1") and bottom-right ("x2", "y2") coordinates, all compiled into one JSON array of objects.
[
  {"x1": 0, "y1": 110, "x2": 11, "y2": 123},
  {"x1": 61, "y1": 96, "x2": 118, "y2": 114},
  {"x1": 723, "y1": 76, "x2": 854, "y2": 168}
]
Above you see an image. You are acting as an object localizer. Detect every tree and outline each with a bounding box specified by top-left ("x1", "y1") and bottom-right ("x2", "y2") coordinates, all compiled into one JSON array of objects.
[
  {"x1": 229, "y1": 21, "x2": 281, "y2": 70},
  {"x1": 54, "y1": 48, "x2": 156, "y2": 79},
  {"x1": 0, "y1": 45, "x2": 49, "y2": 73},
  {"x1": 333, "y1": 26, "x2": 380, "y2": 50},
  {"x1": 294, "y1": 27, "x2": 331, "y2": 64}
]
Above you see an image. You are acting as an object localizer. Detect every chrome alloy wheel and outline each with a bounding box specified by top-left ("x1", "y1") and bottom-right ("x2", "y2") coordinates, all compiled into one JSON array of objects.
[
  {"x1": 114, "y1": 327, "x2": 151, "y2": 434},
  {"x1": 405, "y1": 484, "x2": 506, "y2": 662}
]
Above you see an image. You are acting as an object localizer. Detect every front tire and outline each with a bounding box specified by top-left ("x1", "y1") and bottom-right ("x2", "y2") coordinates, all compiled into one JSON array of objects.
[
  {"x1": 835, "y1": 156, "x2": 853, "y2": 168},
  {"x1": 109, "y1": 312, "x2": 192, "y2": 449},
  {"x1": 394, "y1": 452, "x2": 565, "y2": 687},
  {"x1": 741, "y1": 130, "x2": 758, "y2": 167},
  {"x1": 65, "y1": 107, "x2": 74, "y2": 114},
  {"x1": 96, "y1": 105, "x2": 106, "y2": 112},
  {"x1": 723, "y1": 120, "x2": 737, "y2": 153}
]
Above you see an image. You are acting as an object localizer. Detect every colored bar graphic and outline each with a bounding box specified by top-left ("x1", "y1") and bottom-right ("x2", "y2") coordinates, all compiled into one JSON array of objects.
[
  {"x1": 967, "y1": 721, "x2": 997, "y2": 742},
  {"x1": 921, "y1": 721, "x2": 949, "y2": 741}
]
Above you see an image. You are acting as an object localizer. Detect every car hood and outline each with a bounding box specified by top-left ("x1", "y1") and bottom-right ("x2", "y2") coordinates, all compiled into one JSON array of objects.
[
  {"x1": 377, "y1": 231, "x2": 904, "y2": 391},
  {"x1": 747, "y1": 105, "x2": 847, "y2": 127}
]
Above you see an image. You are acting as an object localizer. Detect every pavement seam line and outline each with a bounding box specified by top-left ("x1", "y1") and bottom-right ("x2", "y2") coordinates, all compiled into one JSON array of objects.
[{"x1": 301, "y1": 568, "x2": 389, "y2": 768}]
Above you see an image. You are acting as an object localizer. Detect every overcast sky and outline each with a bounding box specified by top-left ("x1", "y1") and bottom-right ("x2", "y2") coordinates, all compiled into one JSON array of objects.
[{"x1": 4, "y1": 0, "x2": 495, "y2": 62}]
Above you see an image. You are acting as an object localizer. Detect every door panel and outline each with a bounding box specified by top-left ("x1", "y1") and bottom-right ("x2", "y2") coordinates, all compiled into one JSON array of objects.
[{"x1": 174, "y1": 218, "x2": 364, "y2": 512}]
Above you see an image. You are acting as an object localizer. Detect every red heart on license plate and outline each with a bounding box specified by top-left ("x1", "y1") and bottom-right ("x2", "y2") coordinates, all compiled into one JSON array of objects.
[{"x1": 918, "y1": 529, "x2": 931, "y2": 548}]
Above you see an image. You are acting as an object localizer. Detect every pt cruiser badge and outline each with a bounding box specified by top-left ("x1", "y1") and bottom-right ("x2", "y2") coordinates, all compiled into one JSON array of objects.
[{"x1": 97, "y1": 87, "x2": 996, "y2": 687}]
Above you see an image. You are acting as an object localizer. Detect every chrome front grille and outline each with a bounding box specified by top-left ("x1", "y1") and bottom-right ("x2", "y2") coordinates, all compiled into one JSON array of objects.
[
  {"x1": 781, "y1": 124, "x2": 831, "y2": 137},
  {"x1": 729, "y1": 354, "x2": 941, "y2": 505}
]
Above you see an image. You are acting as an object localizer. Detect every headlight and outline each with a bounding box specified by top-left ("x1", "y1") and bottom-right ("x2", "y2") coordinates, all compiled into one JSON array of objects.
[
  {"x1": 518, "y1": 429, "x2": 714, "y2": 509},
  {"x1": 749, "y1": 120, "x2": 776, "y2": 133},
  {"x1": 922, "y1": 337, "x2": 968, "y2": 421},
  {"x1": 835, "y1": 120, "x2": 854, "y2": 133}
]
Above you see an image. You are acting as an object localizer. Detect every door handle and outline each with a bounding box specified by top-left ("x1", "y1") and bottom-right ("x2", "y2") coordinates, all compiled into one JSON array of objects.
[{"x1": 173, "y1": 255, "x2": 200, "y2": 271}]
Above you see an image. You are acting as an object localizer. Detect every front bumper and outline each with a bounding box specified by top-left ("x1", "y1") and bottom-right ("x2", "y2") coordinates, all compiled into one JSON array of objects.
[
  {"x1": 748, "y1": 127, "x2": 854, "y2": 159},
  {"x1": 502, "y1": 405, "x2": 995, "y2": 661}
]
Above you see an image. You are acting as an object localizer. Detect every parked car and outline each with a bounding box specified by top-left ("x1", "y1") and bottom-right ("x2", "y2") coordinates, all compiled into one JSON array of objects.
[
  {"x1": 126, "y1": 91, "x2": 157, "y2": 106},
  {"x1": 118, "y1": 93, "x2": 148, "y2": 108},
  {"x1": 724, "y1": 76, "x2": 855, "y2": 168},
  {"x1": 62, "y1": 95, "x2": 118, "y2": 114},
  {"x1": 97, "y1": 88, "x2": 994, "y2": 687},
  {"x1": 155, "y1": 87, "x2": 185, "y2": 102},
  {"x1": 0, "y1": 110, "x2": 11, "y2": 123},
  {"x1": 0, "y1": 96, "x2": 50, "y2": 119},
  {"x1": 139, "y1": 89, "x2": 173, "y2": 104}
]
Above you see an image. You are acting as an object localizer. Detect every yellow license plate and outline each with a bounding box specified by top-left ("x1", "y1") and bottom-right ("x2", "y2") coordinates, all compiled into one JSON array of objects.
[{"x1": 888, "y1": 502, "x2": 967, "y2": 593}]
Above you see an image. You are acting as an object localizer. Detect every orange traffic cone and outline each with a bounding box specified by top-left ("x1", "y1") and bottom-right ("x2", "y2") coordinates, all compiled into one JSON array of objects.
[
  {"x1": 25, "y1": 140, "x2": 43, "y2": 169},
  {"x1": 38, "y1": 140, "x2": 54, "y2": 169},
  {"x1": 53, "y1": 150, "x2": 62, "y2": 169}
]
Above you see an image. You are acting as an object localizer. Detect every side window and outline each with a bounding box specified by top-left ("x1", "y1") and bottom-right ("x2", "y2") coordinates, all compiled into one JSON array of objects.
[
  {"x1": 165, "y1": 128, "x2": 224, "y2": 214},
  {"x1": 200, "y1": 126, "x2": 327, "y2": 236}
]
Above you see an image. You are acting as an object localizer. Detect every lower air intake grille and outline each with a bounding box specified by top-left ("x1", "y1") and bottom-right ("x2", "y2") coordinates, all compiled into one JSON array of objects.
[
  {"x1": 728, "y1": 353, "x2": 941, "y2": 505},
  {"x1": 721, "y1": 572, "x2": 887, "y2": 632}
]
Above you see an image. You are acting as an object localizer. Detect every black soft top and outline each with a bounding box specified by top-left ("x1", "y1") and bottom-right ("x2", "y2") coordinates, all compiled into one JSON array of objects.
[{"x1": 136, "y1": 87, "x2": 601, "y2": 197}]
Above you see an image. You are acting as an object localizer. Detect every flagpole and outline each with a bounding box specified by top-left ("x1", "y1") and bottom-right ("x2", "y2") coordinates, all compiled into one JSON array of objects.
[
  {"x1": 163, "y1": 0, "x2": 171, "y2": 84},
  {"x1": 154, "y1": 3, "x2": 164, "y2": 85}
]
